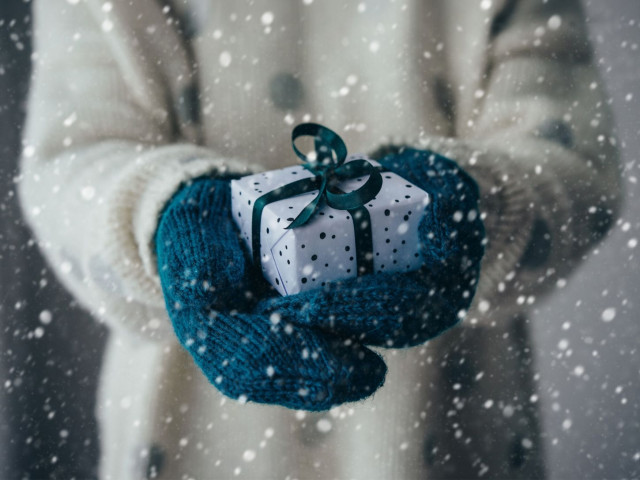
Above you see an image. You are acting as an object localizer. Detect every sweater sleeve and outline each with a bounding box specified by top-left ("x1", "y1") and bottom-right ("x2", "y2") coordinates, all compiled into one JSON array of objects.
[
  {"x1": 18, "y1": 0, "x2": 261, "y2": 342},
  {"x1": 410, "y1": 0, "x2": 622, "y2": 324}
]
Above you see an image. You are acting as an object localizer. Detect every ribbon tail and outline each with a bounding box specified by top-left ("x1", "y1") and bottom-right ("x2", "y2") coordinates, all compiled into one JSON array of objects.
[
  {"x1": 251, "y1": 176, "x2": 322, "y2": 266},
  {"x1": 285, "y1": 177, "x2": 328, "y2": 229}
]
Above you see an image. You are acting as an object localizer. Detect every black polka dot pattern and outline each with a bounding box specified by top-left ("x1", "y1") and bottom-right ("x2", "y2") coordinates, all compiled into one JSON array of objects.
[{"x1": 230, "y1": 158, "x2": 430, "y2": 295}]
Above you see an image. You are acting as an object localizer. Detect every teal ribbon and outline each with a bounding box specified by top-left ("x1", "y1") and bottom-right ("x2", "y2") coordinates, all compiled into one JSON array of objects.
[
  {"x1": 287, "y1": 123, "x2": 383, "y2": 228},
  {"x1": 251, "y1": 123, "x2": 385, "y2": 278}
]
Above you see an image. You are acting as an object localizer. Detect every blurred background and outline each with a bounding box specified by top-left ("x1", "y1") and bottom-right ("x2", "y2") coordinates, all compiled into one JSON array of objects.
[{"x1": 1, "y1": 1, "x2": 638, "y2": 478}]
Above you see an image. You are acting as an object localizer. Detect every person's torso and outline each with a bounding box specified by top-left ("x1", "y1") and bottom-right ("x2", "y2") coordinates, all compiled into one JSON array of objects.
[
  {"x1": 99, "y1": 2, "x2": 542, "y2": 480},
  {"x1": 178, "y1": 0, "x2": 454, "y2": 171}
]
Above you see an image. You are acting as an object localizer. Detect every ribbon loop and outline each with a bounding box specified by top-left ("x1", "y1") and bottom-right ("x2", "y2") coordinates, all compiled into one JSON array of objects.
[
  {"x1": 326, "y1": 159, "x2": 383, "y2": 211},
  {"x1": 291, "y1": 123, "x2": 347, "y2": 170}
]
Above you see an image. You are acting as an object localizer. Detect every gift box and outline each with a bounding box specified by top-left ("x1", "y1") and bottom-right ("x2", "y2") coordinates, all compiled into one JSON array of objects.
[{"x1": 230, "y1": 123, "x2": 430, "y2": 296}]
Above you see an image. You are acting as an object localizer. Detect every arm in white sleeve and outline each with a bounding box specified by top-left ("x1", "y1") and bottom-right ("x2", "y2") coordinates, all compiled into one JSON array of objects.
[
  {"x1": 18, "y1": 0, "x2": 259, "y2": 341},
  {"x1": 416, "y1": 0, "x2": 622, "y2": 322}
]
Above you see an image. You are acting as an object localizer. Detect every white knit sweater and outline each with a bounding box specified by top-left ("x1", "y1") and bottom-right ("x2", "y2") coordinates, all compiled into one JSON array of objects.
[{"x1": 19, "y1": 0, "x2": 621, "y2": 478}]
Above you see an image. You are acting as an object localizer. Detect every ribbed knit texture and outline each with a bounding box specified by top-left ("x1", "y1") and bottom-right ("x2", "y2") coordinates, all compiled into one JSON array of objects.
[
  {"x1": 156, "y1": 177, "x2": 387, "y2": 410},
  {"x1": 256, "y1": 148, "x2": 485, "y2": 348}
]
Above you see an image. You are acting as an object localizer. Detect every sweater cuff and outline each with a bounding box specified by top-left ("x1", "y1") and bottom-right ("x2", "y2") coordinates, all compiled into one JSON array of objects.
[
  {"x1": 408, "y1": 137, "x2": 537, "y2": 325},
  {"x1": 101, "y1": 143, "x2": 264, "y2": 310}
]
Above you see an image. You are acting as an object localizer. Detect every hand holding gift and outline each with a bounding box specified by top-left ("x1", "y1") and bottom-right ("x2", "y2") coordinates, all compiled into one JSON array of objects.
[
  {"x1": 155, "y1": 124, "x2": 485, "y2": 410},
  {"x1": 256, "y1": 125, "x2": 486, "y2": 348},
  {"x1": 155, "y1": 176, "x2": 387, "y2": 411}
]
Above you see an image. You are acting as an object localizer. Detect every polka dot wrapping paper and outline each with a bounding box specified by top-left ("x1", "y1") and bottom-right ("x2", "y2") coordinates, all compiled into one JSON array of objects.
[{"x1": 230, "y1": 156, "x2": 430, "y2": 296}]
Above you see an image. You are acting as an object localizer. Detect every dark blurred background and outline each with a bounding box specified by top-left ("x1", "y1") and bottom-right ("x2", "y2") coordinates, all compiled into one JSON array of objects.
[
  {"x1": 532, "y1": 1, "x2": 640, "y2": 478},
  {"x1": 0, "y1": 3, "x2": 105, "y2": 479},
  {"x1": 1, "y1": 1, "x2": 638, "y2": 479}
]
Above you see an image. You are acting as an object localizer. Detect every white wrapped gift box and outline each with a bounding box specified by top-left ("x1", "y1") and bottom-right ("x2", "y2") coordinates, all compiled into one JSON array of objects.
[{"x1": 230, "y1": 157, "x2": 430, "y2": 296}]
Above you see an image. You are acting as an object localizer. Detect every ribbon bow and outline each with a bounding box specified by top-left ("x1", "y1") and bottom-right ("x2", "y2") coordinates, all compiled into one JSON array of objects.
[
  {"x1": 251, "y1": 123, "x2": 386, "y2": 276},
  {"x1": 287, "y1": 123, "x2": 383, "y2": 228}
]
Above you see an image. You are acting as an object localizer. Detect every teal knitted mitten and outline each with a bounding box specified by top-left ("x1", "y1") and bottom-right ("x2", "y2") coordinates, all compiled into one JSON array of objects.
[
  {"x1": 156, "y1": 177, "x2": 386, "y2": 410},
  {"x1": 255, "y1": 147, "x2": 485, "y2": 348}
]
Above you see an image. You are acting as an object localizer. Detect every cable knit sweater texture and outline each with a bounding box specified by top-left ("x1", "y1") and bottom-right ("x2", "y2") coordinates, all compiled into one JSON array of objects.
[{"x1": 18, "y1": 0, "x2": 621, "y2": 479}]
